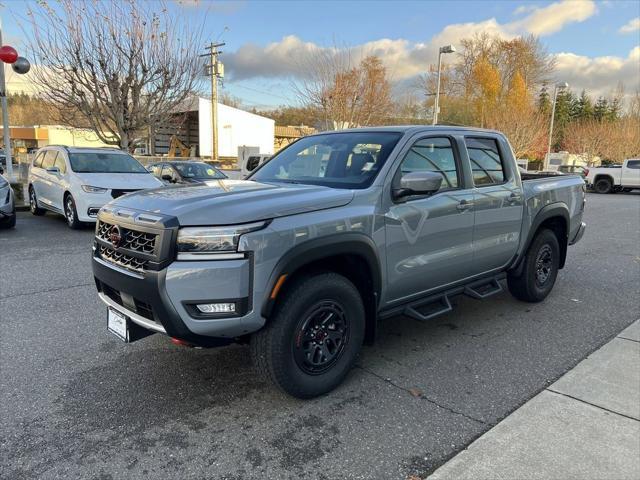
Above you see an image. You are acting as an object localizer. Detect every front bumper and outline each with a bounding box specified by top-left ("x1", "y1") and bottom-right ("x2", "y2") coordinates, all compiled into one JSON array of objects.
[
  {"x1": 569, "y1": 221, "x2": 586, "y2": 245},
  {"x1": 92, "y1": 253, "x2": 266, "y2": 345},
  {"x1": 75, "y1": 192, "x2": 114, "y2": 222},
  {"x1": 0, "y1": 187, "x2": 15, "y2": 218}
]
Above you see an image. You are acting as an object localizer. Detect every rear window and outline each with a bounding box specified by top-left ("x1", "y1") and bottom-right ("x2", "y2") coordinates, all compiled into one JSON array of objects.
[{"x1": 465, "y1": 137, "x2": 507, "y2": 186}]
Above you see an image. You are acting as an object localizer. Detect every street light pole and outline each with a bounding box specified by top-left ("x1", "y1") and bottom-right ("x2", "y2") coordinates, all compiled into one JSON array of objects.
[
  {"x1": 545, "y1": 82, "x2": 568, "y2": 171},
  {"x1": 432, "y1": 44, "x2": 456, "y2": 125}
]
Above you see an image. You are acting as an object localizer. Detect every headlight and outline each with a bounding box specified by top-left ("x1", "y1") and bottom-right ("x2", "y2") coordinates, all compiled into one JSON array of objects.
[
  {"x1": 81, "y1": 185, "x2": 108, "y2": 193},
  {"x1": 176, "y1": 221, "x2": 267, "y2": 260}
]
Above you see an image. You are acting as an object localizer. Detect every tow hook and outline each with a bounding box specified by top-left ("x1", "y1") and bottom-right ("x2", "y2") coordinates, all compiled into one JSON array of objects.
[{"x1": 170, "y1": 337, "x2": 196, "y2": 348}]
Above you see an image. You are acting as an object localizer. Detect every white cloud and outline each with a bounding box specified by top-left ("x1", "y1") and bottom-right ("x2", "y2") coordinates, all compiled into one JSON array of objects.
[
  {"x1": 225, "y1": 0, "x2": 598, "y2": 82},
  {"x1": 619, "y1": 17, "x2": 640, "y2": 34},
  {"x1": 553, "y1": 46, "x2": 640, "y2": 98},
  {"x1": 511, "y1": 0, "x2": 597, "y2": 36}
]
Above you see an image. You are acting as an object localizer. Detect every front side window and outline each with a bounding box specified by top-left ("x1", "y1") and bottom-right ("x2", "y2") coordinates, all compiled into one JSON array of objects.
[
  {"x1": 466, "y1": 137, "x2": 506, "y2": 186},
  {"x1": 54, "y1": 154, "x2": 67, "y2": 174},
  {"x1": 42, "y1": 150, "x2": 58, "y2": 169},
  {"x1": 399, "y1": 137, "x2": 459, "y2": 190},
  {"x1": 250, "y1": 132, "x2": 402, "y2": 189},
  {"x1": 68, "y1": 152, "x2": 148, "y2": 173}
]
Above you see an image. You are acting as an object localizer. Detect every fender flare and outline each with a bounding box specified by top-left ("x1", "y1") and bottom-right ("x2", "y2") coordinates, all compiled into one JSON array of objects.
[
  {"x1": 512, "y1": 202, "x2": 570, "y2": 273},
  {"x1": 260, "y1": 232, "x2": 382, "y2": 319}
]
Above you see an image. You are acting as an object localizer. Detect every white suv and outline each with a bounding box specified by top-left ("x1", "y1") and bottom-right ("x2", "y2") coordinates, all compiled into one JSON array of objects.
[{"x1": 28, "y1": 146, "x2": 163, "y2": 228}]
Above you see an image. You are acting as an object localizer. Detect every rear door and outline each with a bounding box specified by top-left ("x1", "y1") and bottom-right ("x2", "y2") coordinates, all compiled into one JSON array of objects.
[
  {"x1": 49, "y1": 151, "x2": 69, "y2": 211},
  {"x1": 38, "y1": 150, "x2": 60, "y2": 208},
  {"x1": 383, "y1": 135, "x2": 475, "y2": 304},
  {"x1": 30, "y1": 151, "x2": 47, "y2": 200},
  {"x1": 621, "y1": 160, "x2": 640, "y2": 187},
  {"x1": 465, "y1": 136, "x2": 524, "y2": 274}
]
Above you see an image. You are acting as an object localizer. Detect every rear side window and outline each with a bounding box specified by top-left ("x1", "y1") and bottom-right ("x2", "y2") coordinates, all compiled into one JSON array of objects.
[
  {"x1": 42, "y1": 151, "x2": 58, "y2": 169},
  {"x1": 466, "y1": 137, "x2": 506, "y2": 186},
  {"x1": 399, "y1": 137, "x2": 459, "y2": 189},
  {"x1": 627, "y1": 160, "x2": 640, "y2": 169},
  {"x1": 33, "y1": 152, "x2": 45, "y2": 168}
]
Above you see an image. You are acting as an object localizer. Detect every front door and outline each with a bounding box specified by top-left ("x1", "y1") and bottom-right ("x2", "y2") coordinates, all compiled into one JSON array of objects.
[{"x1": 384, "y1": 136, "x2": 475, "y2": 305}]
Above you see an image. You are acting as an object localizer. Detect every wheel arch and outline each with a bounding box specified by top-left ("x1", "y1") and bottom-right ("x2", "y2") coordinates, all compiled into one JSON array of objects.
[
  {"x1": 512, "y1": 203, "x2": 570, "y2": 274},
  {"x1": 261, "y1": 233, "x2": 382, "y2": 344}
]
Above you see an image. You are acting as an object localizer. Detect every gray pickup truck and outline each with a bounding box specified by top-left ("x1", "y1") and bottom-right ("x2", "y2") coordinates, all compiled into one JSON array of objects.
[{"x1": 92, "y1": 126, "x2": 586, "y2": 398}]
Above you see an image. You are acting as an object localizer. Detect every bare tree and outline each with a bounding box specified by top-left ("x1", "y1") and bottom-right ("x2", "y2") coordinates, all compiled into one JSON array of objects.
[
  {"x1": 294, "y1": 49, "x2": 392, "y2": 130},
  {"x1": 26, "y1": 0, "x2": 204, "y2": 150}
]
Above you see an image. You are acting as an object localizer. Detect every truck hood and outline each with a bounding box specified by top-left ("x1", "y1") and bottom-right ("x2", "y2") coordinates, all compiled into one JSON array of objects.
[
  {"x1": 74, "y1": 172, "x2": 163, "y2": 189},
  {"x1": 108, "y1": 179, "x2": 355, "y2": 225}
]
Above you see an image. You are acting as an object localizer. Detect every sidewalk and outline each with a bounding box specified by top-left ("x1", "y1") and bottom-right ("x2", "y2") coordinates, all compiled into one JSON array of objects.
[{"x1": 429, "y1": 320, "x2": 640, "y2": 480}]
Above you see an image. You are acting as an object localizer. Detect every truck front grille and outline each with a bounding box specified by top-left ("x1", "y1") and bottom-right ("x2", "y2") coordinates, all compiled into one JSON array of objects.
[
  {"x1": 99, "y1": 245, "x2": 148, "y2": 273},
  {"x1": 97, "y1": 220, "x2": 158, "y2": 254}
]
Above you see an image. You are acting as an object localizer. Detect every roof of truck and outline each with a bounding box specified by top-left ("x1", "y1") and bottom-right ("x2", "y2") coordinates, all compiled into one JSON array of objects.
[{"x1": 306, "y1": 125, "x2": 503, "y2": 136}]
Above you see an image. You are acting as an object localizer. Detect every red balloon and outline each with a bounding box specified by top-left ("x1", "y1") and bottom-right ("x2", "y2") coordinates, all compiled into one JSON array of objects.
[{"x1": 0, "y1": 45, "x2": 18, "y2": 64}]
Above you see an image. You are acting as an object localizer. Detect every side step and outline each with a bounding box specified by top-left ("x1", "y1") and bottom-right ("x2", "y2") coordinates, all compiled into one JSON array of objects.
[{"x1": 387, "y1": 273, "x2": 506, "y2": 323}]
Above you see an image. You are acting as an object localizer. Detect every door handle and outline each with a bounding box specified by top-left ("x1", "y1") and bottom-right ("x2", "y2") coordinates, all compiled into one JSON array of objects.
[
  {"x1": 508, "y1": 192, "x2": 522, "y2": 203},
  {"x1": 456, "y1": 200, "x2": 474, "y2": 211}
]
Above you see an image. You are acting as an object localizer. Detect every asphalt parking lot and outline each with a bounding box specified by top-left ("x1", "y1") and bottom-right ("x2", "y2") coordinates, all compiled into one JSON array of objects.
[{"x1": 1, "y1": 193, "x2": 638, "y2": 480}]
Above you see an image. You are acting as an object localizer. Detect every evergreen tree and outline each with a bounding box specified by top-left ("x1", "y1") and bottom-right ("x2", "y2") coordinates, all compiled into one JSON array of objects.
[
  {"x1": 607, "y1": 96, "x2": 621, "y2": 121},
  {"x1": 575, "y1": 90, "x2": 593, "y2": 120},
  {"x1": 594, "y1": 97, "x2": 609, "y2": 121},
  {"x1": 537, "y1": 83, "x2": 551, "y2": 114}
]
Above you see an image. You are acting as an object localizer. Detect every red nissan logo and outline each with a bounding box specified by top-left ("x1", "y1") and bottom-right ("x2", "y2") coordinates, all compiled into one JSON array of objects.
[{"x1": 109, "y1": 225, "x2": 123, "y2": 248}]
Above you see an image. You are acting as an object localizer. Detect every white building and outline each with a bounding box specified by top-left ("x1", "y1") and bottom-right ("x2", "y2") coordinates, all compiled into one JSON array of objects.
[{"x1": 153, "y1": 96, "x2": 274, "y2": 160}]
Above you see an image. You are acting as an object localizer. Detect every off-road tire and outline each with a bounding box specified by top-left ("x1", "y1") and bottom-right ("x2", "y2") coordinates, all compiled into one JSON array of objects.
[
  {"x1": 250, "y1": 272, "x2": 365, "y2": 399},
  {"x1": 594, "y1": 177, "x2": 612, "y2": 194},
  {"x1": 508, "y1": 228, "x2": 560, "y2": 303},
  {"x1": 64, "y1": 193, "x2": 82, "y2": 229},
  {"x1": 29, "y1": 186, "x2": 46, "y2": 216}
]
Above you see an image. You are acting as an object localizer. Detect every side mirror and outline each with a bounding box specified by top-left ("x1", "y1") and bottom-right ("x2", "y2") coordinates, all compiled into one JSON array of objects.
[
  {"x1": 161, "y1": 174, "x2": 173, "y2": 182},
  {"x1": 393, "y1": 171, "x2": 443, "y2": 199},
  {"x1": 0, "y1": 166, "x2": 4, "y2": 175},
  {"x1": 46, "y1": 166, "x2": 60, "y2": 174}
]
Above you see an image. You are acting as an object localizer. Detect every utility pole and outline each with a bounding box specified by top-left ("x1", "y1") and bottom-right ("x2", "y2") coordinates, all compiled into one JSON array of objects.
[
  {"x1": 201, "y1": 42, "x2": 225, "y2": 162},
  {"x1": 545, "y1": 82, "x2": 568, "y2": 171},
  {"x1": 0, "y1": 19, "x2": 13, "y2": 179}
]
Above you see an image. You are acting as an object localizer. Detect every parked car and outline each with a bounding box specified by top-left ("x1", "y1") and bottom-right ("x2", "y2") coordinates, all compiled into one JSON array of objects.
[
  {"x1": 92, "y1": 126, "x2": 586, "y2": 398},
  {"x1": 147, "y1": 161, "x2": 227, "y2": 184},
  {"x1": 0, "y1": 171, "x2": 16, "y2": 228},
  {"x1": 28, "y1": 146, "x2": 163, "y2": 229},
  {"x1": 558, "y1": 165, "x2": 589, "y2": 179},
  {"x1": 585, "y1": 159, "x2": 640, "y2": 193}
]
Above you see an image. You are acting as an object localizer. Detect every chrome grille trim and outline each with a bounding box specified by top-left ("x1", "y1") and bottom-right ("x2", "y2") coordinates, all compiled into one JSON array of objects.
[
  {"x1": 97, "y1": 220, "x2": 158, "y2": 255},
  {"x1": 99, "y1": 245, "x2": 148, "y2": 273}
]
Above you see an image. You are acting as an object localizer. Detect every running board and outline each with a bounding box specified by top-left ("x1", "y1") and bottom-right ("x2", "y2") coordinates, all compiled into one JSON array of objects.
[
  {"x1": 382, "y1": 273, "x2": 506, "y2": 323},
  {"x1": 464, "y1": 277, "x2": 503, "y2": 299}
]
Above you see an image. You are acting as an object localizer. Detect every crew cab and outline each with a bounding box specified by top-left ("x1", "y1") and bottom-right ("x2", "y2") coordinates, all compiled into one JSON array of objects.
[
  {"x1": 91, "y1": 126, "x2": 586, "y2": 398},
  {"x1": 586, "y1": 158, "x2": 640, "y2": 193},
  {"x1": 28, "y1": 146, "x2": 162, "y2": 228}
]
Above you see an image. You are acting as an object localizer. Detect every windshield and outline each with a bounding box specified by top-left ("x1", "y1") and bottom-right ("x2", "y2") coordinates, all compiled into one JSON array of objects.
[
  {"x1": 69, "y1": 152, "x2": 148, "y2": 173},
  {"x1": 173, "y1": 162, "x2": 227, "y2": 179},
  {"x1": 250, "y1": 131, "x2": 403, "y2": 189}
]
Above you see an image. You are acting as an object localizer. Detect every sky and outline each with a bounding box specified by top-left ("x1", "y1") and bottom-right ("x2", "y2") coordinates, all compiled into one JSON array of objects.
[{"x1": 2, "y1": 0, "x2": 639, "y2": 109}]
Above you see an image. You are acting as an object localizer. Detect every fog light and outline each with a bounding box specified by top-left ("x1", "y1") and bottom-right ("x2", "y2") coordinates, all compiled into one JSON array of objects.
[{"x1": 196, "y1": 303, "x2": 236, "y2": 314}]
